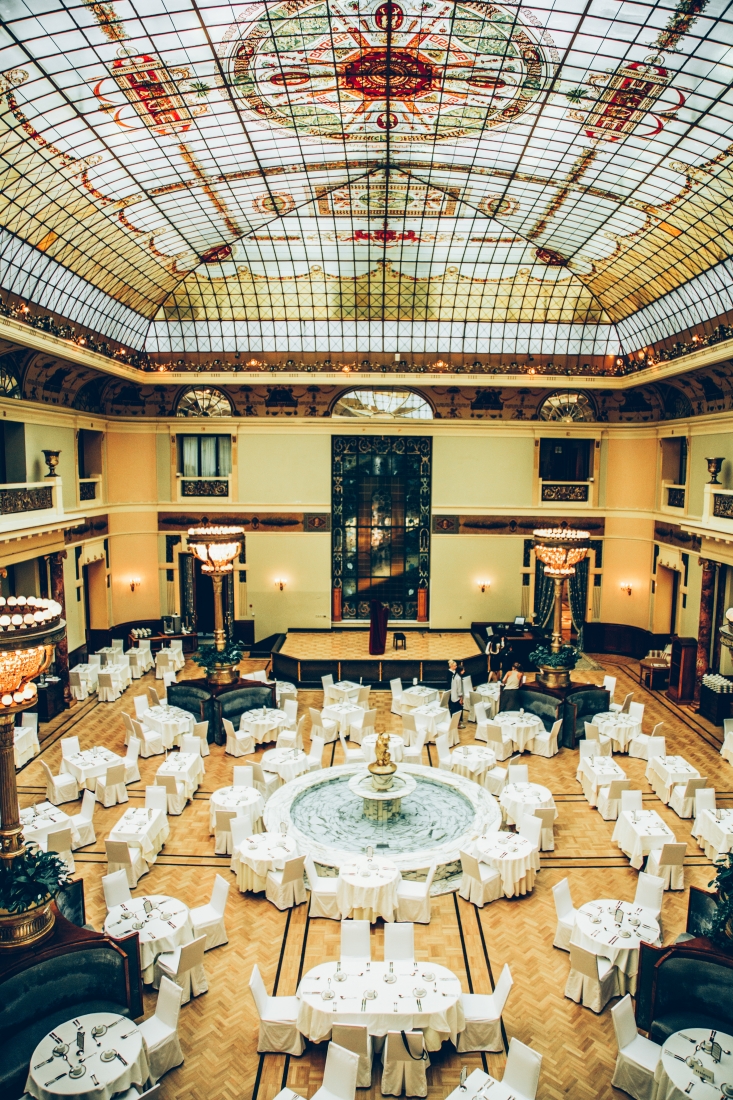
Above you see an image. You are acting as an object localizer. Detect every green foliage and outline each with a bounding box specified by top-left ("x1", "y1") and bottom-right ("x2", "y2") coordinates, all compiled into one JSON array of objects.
[
  {"x1": 192, "y1": 642, "x2": 244, "y2": 673},
  {"x1": 0, "y1": 846, "x2": 71, "y2": 914},
  {"x1": 529, "y1": 644, "x2": 579, "y2": 669},
  {"x1": 709, "y1": 853, "x2": 733, "y2": 948}
]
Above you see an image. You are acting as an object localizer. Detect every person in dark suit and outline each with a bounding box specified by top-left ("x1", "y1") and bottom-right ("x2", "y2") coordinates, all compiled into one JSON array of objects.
[{"x1": 447, "y1": 659, "x2": 465, "y2": 729}]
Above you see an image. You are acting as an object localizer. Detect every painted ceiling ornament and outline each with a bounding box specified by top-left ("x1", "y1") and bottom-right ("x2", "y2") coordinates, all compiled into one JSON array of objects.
[{"x1": 227, "y1": 0, "x2": 554, "y2": 143}]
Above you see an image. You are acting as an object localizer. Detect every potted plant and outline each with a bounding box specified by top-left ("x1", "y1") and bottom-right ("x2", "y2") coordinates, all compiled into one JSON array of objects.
[
  {"x1": 192, "y1": 640, "x2": 245, "y2": 684},
  {"x1": 529, "y1": 643, "x2": 579, "y2": 689},
  {"x1": 0, "y1": 845, "x2": 71, "y2": 948},
  {"x1": 709, "y1": 853, "x2": 733, "y2": 948}
]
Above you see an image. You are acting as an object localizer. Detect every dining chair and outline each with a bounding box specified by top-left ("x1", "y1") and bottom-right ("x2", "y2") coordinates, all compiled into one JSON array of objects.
[
  {"x1": 340, "y1": 919, "x2": 371, "y2": 961},
  {"x1": 45, "y1": 827, "x2": 75, "y2": 873},
  {"x1": 137, "y1": 977, "x2": 184, "y2": 1084},
  {"x1": 266, "y1": 855, "x2": 307, "y2": 909},
  {"x1": 565, "y1": 943, "x2": 619, "y2": 1013},
  {"x1": 458, "y1": 850, "x2": 502, "y2": 908},
  {"x1": 381, "y1": 1030, "x2": 429, "y2": 1098},
  {"x1": 552, "y1": 878, "x2": 577, "y2": 951},
  {"x1": 508, "y1": 763, "x2": 529, "y2": 785},
  {"x1": 154, "y1": 935, "x2": 208, "y2": 1005},
  {"x1": 248, "y1": 964, "x2": 304, "y2": 1055},
  {"x1": 190, "y1": 874, "x2": 230, "y2": 950},
  {"x1": 304, "y1": 853, "x2": 340, "y2": 919},
  {"x1": 193, "y1": 720, "x2": 210, "y2": 757},
  {"x1": 70, "y1": 789, "x2": 97, "y2": 848},
  {"x1": 233, "y1": 765, "x2": 254, "y2": 787},
  {"x1": 214, "y1": 810, "x2": 238, "y2": 855},
  {"x1": 102, "y1": 868, "x2": 131, "y2": 909},
  {"x1": 611, "y1": 994, "x2": 661, "y2": 1100},
  {"x1": 156, "y1": 773, "x2": 187, "y2": 816},
  {"x1": 383, "y1": 921, "x2": 414, "y2": 961},
  {"x1": 502, "y1": 1037, "x2": 542, "y2": 1100},
  {"x1": 105, "y1": 838, "x2": 146, "y2": 888},
  {"x1": 395, "y1": 863, "x2": 436, "y2": 924},
  {"x1": 620, "y1": 790, "x2": 643, "y2": 813},
  {"x1": 331, "y1": 1024, "x2": 373, "y2": 1089},
  {"x1": 645, "y1": 842, "x2": 686, "y2": 891},
  {"x1": 313, "y1": 1040, "x2": 360, "y2": 1100},
  {"x1": 457, "y1": 963, "x2": 513, "y2": 1052},
  {"x1": 145, "y1": 785, "x2": 168, "y2": 814},
  {"x1": 597, "y1": 778, "x2": 631, "y2": 821},
  {"x1": 96, "y1": 763, "x2": 129, "y2": 808}
]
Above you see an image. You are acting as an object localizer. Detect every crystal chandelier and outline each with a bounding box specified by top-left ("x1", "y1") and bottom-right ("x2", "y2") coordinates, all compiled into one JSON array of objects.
[{"x1": 187, "y1": 523, "x2": 244, "y2": 678}]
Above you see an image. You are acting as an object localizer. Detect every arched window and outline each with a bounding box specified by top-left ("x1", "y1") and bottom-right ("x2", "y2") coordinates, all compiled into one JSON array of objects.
[
  {"x1": 538, "y1": 391, "x2": 596, "y2": 423},
  {"x1": 0, "y1": 366, "x2": 20, "y2": 399},
  {"x1": 332, "y1": 389, "x2": 433, "y2": 420},
  {"x1": 176, "y1": 386, "x2": 233, "y2": 417}
]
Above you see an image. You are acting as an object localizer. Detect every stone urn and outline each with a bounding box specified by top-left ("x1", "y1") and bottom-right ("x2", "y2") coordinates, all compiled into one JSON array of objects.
[
  {"x1": 42, "y1": 449, "x2": 61, "y2": 477},
  {"x1": 0, "y1": 896, "x2": 55, "y2": 948},
  {"x1": 706, "y1": 457, "x2": 725, "y2": 484},
  {"x1": 536, "y1": 664, "x2": 572, "y2": 690}
]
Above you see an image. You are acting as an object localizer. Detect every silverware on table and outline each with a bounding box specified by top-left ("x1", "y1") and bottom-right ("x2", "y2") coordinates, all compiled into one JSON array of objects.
[
  {"x1": 33, "y1": 1056, "x2": 54, "y2": 1069},
  {"x1": 92, "y1": 1074, "x2": 100, "y2": 1086},
  {"x1": 44, "y1": 1073, "x2": 68, "y2": 1086},
  {"x1": 115, "y1": 1049, "x2": 128, "y2": 1066}
]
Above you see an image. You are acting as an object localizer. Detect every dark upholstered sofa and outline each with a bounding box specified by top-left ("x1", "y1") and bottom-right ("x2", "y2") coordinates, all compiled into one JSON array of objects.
[
  {"x1": 564, "y1": 687, "x2": 610, "y2": 748},
  {"x1": 509, "y1": 689, "x2": 562, "y2": 731},
  {"x1": 0, "y1": 918, "x2": 137, "y2": 1098},
  {"x1": 168, "y1": 679, "x2": 274, "y2": 744}
]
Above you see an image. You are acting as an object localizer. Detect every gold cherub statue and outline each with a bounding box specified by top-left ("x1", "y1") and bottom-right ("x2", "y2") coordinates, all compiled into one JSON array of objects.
[{"x1": 374, "y1": 729, "x2": 392, "y2": 768}]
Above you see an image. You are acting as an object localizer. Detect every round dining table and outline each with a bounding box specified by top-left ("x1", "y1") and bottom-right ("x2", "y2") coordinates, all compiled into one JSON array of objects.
[
  {"x1": 499, "y1": 781, "x2": 556, "y2": 827},
  {"x1": 361, "y1": 732, "x2": 404, "y2": 763},
  {"x1": 337, "y1": 855, "x2": 401, "y2": 922},
  {"x1": 209, "y1": 785, "x2": 264, "y2": 832},
  {"x1": 261, "y1": 747, "x2": 309, "y2": 783},
  {"x1": 494, "y1": 711, "x2": 544, "y2": 753},
  {"x1": 25, "y1": 1012, "x2": 148, "y2": 1100},
  {"x1": 474, "y1": 831, "x2": 539, "y2": 897},
  {"x1": 655, "y1": 1027, "x2": 733, "y2": 1100},
  {"x1": 450, "y1": 744, "x2": 497, "y2": 787},
  {"x1": 239, "y1": 707, "x2": 289, "y2": 744},
  {"x1": 234, "y1": 831, "x2": 299, "y2": 892},
  {"x1": 592, "y1": 711, "x2": 641, "y2": 753},
  {"x1": 572, "y1": 898, "x2": 661, "y2": 995},
  {"x1": 104, "y1": 893, "x2": 192, "y2": 984},
  {"x1": 296, "y1": 959, "x2": 464, "y2": 1050}
]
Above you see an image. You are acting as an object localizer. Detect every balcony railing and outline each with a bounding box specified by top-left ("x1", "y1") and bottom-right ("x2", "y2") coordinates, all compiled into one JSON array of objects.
[
  {"x1": 79, "y1": 477, "x2": 99, "y2": 502},
  {"x1": 662, "y1": 482, "x2": 686, "y2": 510},
  {"x1": 177, "y1": 474, "x2": 230, "y2": 500},
  {"x1": 540, "y1": 480, "x2": 589, "y2": 503},
  {"x1": 0, "y1": 478, "x2": 64, "y2": 533}
]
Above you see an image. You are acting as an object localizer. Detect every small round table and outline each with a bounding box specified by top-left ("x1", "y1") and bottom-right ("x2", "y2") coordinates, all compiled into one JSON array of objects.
[
  {"x1": 450, "y1": 744, "x2": 497, "y2": 786},
  {"x1": 592, "y1": 711, "x2": 641, "y2": 753},
  {"x1": 474, "y1": 831, "x2": 539, "y2": 897},
  {"x1": 655, "y1": 1027, "x2": 733, "y2": 1100},
  {"x1": 494, "y1": 711, "x2": 543, "y2": 753},
  {"x1": 234, "y1": 832, "x2": 299, "y2": 892},
  {"x1": 337, "y1": 855, "x2": 401, "y2": 922},
  {"x1": 25, "y1": 1011, "x2": 148, "y2": 1100},
  {"x1": 573, "y1": 899, "x2": 660, "y2": 995},
  {"x1": 209, "y1": 785, "x2": 264, "y2": 832},
  {"x1": 261, "y1": 747, "x2": 309, "y2": 783},
  {"x1": 499, "y1": 781, "x2": 556, "y2": 827},
  {"x1": 104, "y1": 894, "x2": 192, "y2": 984}
]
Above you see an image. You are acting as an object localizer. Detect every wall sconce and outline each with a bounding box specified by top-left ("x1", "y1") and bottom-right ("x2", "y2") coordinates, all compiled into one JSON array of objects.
[
  {"x1": 620, "y1": 582, "x2": 632, "y2": 596},
  {"x1": 478, "y1": 580, "x2": 490, "y2": 593},
  {"x1": 274, "y1": 578, "x2": 286, "y2": 591},
  {"x1": 129, "y1": 578, "x2": 141, "y2": 592}
]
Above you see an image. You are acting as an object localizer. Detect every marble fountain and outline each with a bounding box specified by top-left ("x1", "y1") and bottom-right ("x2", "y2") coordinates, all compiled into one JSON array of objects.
[{"x1": 263, "y1": 754, "x2": 502, "y2": 890}]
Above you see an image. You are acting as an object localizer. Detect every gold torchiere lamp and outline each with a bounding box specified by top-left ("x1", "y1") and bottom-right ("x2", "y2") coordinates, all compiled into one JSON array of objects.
[
  {"x1": 0, "y1": 596, "x2": 66, "y2": 946},
  {"x1": 187, "y1": 523, "x2": 245, "y2": 684},
  {"x1": 532, "y1": 527, "x2": 590, "y2": 688}
]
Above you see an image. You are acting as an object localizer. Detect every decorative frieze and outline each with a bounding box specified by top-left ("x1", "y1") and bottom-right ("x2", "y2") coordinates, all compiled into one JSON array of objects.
[{"x1": 0, "y1": 486, "x2": 53, "y2": 515}]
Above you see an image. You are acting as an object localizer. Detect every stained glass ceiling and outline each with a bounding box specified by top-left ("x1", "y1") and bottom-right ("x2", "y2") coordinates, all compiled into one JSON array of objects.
[{"x1": 0, "y1": 0, "x2": 731, "y2": 358}]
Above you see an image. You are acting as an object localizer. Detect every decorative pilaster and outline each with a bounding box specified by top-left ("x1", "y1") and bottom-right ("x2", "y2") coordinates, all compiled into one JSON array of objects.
[
  {"x1": 48, "y1": 551, "x2": 72, "y2": 706},
  {"x1": 0, "y1": 712, "x2": 25, "y2": 865},
  {"x1": 694, "y1": 557, "x2": 717, "y2": 703}
]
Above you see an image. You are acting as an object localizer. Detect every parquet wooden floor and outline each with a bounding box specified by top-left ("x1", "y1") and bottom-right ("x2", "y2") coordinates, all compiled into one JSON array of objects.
[
  {"x1": 279, "y1": 632, "x2": 481, "y2": 661},
  {"x1": 15, "y1": 655, "x2": 732, "y2": 1100}
]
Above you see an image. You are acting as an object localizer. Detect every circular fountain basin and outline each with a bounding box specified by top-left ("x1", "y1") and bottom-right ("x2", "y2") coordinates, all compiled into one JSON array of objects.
[
  {"x1": 347, "y1": 769, "x2": 418, "y2": 822},
  {"x1": 264, "y1": 763, "x2": 501, "y2": 879}
]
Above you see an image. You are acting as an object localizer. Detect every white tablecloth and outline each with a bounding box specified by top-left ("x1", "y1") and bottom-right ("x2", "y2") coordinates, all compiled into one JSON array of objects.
[
  {"x1": 234, "y1": 832, "x2": 299, "y2": 892},
  {"x1": 276, "y1": 680, "x2": 298, "y2": 702},
  {"x1": 322, "y1": 701, "x2": 363, "y2": 734},
  {"x1": 145, "y1": 704, "x2": 194, "y2": 748},
  {"x1": 412, "y1": 704, "x2": 449, "y2": 742},
  {"x1": 15, "y1": 725, "x2": 40, "y2": 768},
  {"x1": 337, "y1": 856, "x2": 401, "y2": 922},
  {"x1": 104, "y1": 662, "x2": 131, "y2": 688},
  {"x1": 108, "y1": 807, "x2": 169, "y2": 865},
  {"x1": 593, "y1": 711, "x2": 641, "y2": 752},
  {"x1": 450, "y1": 744, "x2": 497, "y2": 786},
  {"x1": 21, "y1": 803, "x2": 80, "y2": 848},
  {"x1": 495, "y1": 711, "x2": 544, "y2": 753},
  {"x1": 444, "y1": 1069, "x2": 514, "y2": 1100},
  {"x1": 261, "y1": 747, "x2": 309, "y2": 783},
  {"x1": 297, "y1": 960, "x2": 464, "y2": 1049},
  {"x1": 655, "y1": 1027, "x2": 733, "y2": 1100},
  {"x1": 612, "y1": 809, "x2": 677, "y2": 868},
  {"x1": 156, "y1": 752, "x2": 203, "y2": 799},
  {"x1": 361, "y1": 733, "x2": 404, "y2": 763},
  {"x1": 475, "y1": 831, "x2": 539, "y2": 897},
  {"x1": 499, "y1": 782, "x2": 556, "y2": 827},
  {"x1": 60, "y1": 747, "x2": 124, "y2": 791},
  {"x1": 25, "y1": 1011, "x2": 148, "y2": 1100},
  {"x1": 105, "y1": 894, "x2": 192, "y2": 983},
  {"x1": 474, "y1": 682, "x2": 502, "y2": 718},
  {"x1": 209, "y1": 785, "x2": 264, "y2": 832},
  {"x1": 572, "y1": 899, "x2": 660, "y2": 995},
  {"x1": 722, "y1": 731, "x2": 733, "y2": 766},
  {"x1": 578, "y1": 756, "x2": 627, "y2": 806},
  {"x1": 74, "y1": 663, "x2": 99, "y2": 688},
  {"x1": 646, "y1": 755, "x2": 700, "y2": 803},
  {"x1": 694, "y1": 808, "x2": 733, "y2": 860},
  {"x1": 239, "y1": 707, "x2": 288, "y2": 744},
  {"x1": 401, "y1": 686, "x2": 439, "y2": 710},
  {"x1": 330, "y1": 680, "x2": 361, "y2": 702}
]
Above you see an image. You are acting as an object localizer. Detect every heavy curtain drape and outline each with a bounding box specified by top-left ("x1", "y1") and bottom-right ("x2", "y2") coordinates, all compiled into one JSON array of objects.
[
  {"x1": 568, "y1": 557, "x2": 589, "y2": 651},
  {"x1": 533, "y1": 558, "x2": 555, "y2": 627}
]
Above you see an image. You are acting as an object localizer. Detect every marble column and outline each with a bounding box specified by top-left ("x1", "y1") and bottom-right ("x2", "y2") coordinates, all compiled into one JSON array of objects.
[
  {"x1": 694, "y1": 557, "x2": 717, "y2": 703},
  {"x1": 0, "y1": 712, "x2": 24, "y2": 864},
  {"x1": 48, "y1": 550, "x2": 72, "y2": 707}
]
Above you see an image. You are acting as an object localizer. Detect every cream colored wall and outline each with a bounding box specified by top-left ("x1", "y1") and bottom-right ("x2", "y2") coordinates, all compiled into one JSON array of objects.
[
  {"x1": 23, "y1": 423, "x2": 76, "y2": 509},
  {"x1": 430, "y1": 536, "x2": 524, "y2": 628},
  {"x1": 603, "y1": 436, "x2": 658, "y2": 512},
  {"x1": 107, "y1": 512, "x2": 161, "y2": 624},
  {"x1": 156, "y1": 432, "x2": 171, "y2": 502},
  {"x1": 63, "y1": 551, "x2": 86, "y2": 653},
  {"x1": 238, "y1": 432, "x2": 330, "y2": 507},
  {"x1": 688, "y1": 431, "x2": 733, "y2": 516},
  {"x1": 599, "y1": 517, "x2": 655, "y2": 629},
  {"x1": 245, "y1": 533, "x2": 331, "y2": 639},
  {"x1": 106, "y1": 431, "x2": 158, "y2": 503},
  {"x1": 432, "y1": 436, "x2": 535, "y2": 509}
]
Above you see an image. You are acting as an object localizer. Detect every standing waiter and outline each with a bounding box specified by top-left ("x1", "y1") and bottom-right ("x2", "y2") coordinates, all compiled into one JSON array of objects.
[{"x1": 447, "y1": 659, "x2": 465, "y2": 730}]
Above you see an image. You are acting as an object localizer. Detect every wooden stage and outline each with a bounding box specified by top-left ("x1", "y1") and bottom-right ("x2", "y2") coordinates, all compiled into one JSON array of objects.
[{"x1": 273, "y1": 629, "x2": 486, "y2": 688}]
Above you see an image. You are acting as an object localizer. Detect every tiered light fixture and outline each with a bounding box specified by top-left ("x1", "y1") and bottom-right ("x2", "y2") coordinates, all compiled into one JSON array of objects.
[
  {"x1": 187, "y1": 523, "x2": 245, "y2": 682},
  {"x1": 533, "y1": 528, "x2": 590, "y2": 659}
]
